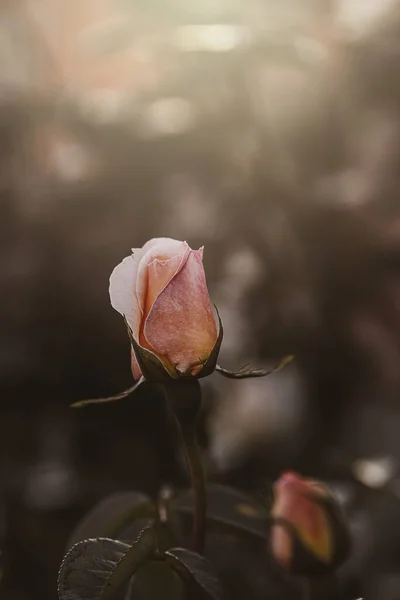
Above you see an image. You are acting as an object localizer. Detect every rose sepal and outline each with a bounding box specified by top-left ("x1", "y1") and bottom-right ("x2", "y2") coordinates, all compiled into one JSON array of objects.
[
  {"x1": 70, "y1": 376, "x2": 145, "y2": 408},
  {"x1": 215, "y1": 354, "x2": 294, "y2": 380}
]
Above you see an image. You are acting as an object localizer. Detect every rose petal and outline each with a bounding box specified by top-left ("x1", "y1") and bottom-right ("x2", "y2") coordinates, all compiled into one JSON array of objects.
[
  {"x1": 293, "y1": 493, "x2": 332, "y2": 562},
  {"x1": 109, "y1": 253, "x2": 142, "y2": 340},
  {"x1": 109, "y1": 239, "x2": 189, "y2": 341},
  {"x1": 133, "y1": 237, "x2": 178, "y2": 255},
  {"x1": 145, "y1": 254, "x2": 187, "y2": 318},
  {"x1": 273, "y1": 473, "x2": 333, "y2": 563},
  {"x1": 144, "y1": 249, "x2": 218, "y2": 375},
  {"x1": 271, "y1": 524, "x2": 292, "y2": 567},
  {"x1": 136, "y1": 239, "x2": 189, "y2": 317},
  {"x1": 131, "y1": 347, "x2": 143, "y2": 379}
]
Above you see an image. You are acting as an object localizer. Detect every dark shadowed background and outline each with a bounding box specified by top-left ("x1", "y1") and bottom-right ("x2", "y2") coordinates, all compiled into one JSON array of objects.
[{"x1": 2, "y1": 1, "x2": 400, "y2": 599}]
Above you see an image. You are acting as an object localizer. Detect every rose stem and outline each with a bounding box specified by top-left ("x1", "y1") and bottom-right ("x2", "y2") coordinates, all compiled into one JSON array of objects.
[
  {"x1": 164, "y1": 379, "x2": 207, "y2": 554},
  {"x1": 178, "y1": 420, "x2": 207, "y2": 554}
]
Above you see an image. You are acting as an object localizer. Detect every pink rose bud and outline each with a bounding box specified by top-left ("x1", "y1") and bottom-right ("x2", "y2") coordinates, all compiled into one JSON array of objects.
[
  {"x1": 109, "y1": 238, "x2": 221, "y2": 381},
  {"x1": 270, "y1": 472, "x2": 350, "y2": 577}
]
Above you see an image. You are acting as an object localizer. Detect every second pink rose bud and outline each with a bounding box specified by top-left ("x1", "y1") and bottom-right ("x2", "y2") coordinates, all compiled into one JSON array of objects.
[{"x1": 270, "y1": 472, "x2": 350, "y2": 577}]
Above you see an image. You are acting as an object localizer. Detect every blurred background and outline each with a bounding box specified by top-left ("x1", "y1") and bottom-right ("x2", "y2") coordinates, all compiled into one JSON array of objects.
[{"x1": 2, "y1": 0, "x2": 400, "y2": 598}]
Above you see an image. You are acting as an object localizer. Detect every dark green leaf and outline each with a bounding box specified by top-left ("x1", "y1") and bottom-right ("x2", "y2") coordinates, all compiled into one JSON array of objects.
[
  {"x1": 71, "y1": 378, "x2": 145, "y2": 408},
  {"x1": 58, "y1": 526, "x2": 157, "y2": 600},
  {"x1": 171, "y1": 484, "x2": 268, "y2": 539},
  {"x1": 215, "y1": 355, "x2": 293, "y2": 379},
  {"x1": 67, "y1": 492, "x2": 157, "y2": 549},
  {"x1": 166, "y1": 548, "x2": 225, "y2": 600},
  {"x1": 126, "y1": 561, "x2": 186, "y2": 600}
]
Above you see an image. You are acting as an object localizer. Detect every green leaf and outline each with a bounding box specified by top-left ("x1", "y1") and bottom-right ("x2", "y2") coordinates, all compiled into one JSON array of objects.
[
  {"x1": 58, "y1": 526, "x2": 157, "y2": 600},
  {"x1": 171, "y1": 484, "x2": 268, "y2": 539},
  {"x1": 166, "y1": 548, "x2": 225, "y2": 600},
  {"x1": 66, "y1": 492, "x2": 157, "y2": 549},
  {"x1": 215, "y1": 355, "x2": 293, "y2": 379},
  {"x1": 71, "y1": 378, "x2": 145, "y2": 408},
  {"x1": 127, "y1": 561, "x2": 186, "y2": 600}
]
